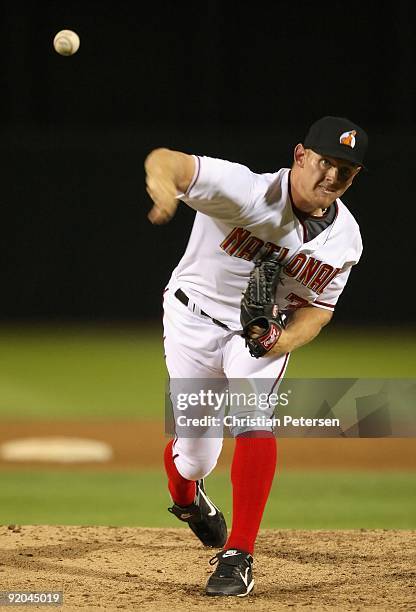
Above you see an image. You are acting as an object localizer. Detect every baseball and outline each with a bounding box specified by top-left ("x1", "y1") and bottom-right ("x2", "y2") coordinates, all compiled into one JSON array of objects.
[{"x1": 53, "y1": 30, "x2": 80, "y2": 56}]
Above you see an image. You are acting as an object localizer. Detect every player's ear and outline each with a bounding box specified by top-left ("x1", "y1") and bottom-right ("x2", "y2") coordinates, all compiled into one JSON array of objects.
[
  {"x1": 348, "y1": 165, "x2": 362, "y2": 185},
  {"x1": 293, "y1": 144, "x2": 306, "y2": 167}
]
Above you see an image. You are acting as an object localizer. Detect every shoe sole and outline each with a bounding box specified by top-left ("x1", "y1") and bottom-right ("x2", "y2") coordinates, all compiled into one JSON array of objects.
[
  {"x1": 206, "y1": 579, "x2": 254, "y2": 597},
  {"x1": 188, "y1": 509, "x2": 227, "y2": 548}
]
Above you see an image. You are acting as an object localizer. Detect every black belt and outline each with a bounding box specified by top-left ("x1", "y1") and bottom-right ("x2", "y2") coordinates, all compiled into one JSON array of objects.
[{"x1": 174, "y1": 289, "x2": 229, "y2": 330}]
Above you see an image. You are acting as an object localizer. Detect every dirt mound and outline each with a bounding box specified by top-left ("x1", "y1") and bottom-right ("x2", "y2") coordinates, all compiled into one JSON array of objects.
[{"x1": 0, "y1": 525, "x2": 414, "y2": 610}]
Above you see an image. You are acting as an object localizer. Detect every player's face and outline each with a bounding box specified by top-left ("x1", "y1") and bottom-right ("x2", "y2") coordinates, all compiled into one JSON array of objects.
[{"x1": 294, "y1": 147, "x2": 361, "y2": 213}]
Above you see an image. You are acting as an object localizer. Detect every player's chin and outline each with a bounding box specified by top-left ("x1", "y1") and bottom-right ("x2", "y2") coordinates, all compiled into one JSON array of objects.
[{"x1": 313, "y1": 190, "x2": 338, "y2": 207}]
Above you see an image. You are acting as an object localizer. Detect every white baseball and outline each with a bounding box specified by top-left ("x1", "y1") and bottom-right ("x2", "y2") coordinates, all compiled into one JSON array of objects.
[{"x1": 53, "y1": 30, "x2": 80, "y2": 56}]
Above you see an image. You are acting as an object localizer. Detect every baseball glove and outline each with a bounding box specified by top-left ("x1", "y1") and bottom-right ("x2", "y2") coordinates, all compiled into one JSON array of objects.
[{"x1": 240, "y1": 252, "x2": 284, "y2": 358}]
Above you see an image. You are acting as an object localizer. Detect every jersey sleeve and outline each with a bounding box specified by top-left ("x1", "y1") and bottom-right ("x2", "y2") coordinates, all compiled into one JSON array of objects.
[
  {"x1": 311, "y1": 266, "x2": 353, "y2": 311},
  {"x1": 179, "y1": 155, "x2": 255, "y2": 223}
]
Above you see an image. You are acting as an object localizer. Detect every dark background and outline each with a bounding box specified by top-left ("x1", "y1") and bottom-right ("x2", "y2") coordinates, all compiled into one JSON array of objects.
[{"x1": 0, "y1": 1, "x2": 414, "y2": 324}]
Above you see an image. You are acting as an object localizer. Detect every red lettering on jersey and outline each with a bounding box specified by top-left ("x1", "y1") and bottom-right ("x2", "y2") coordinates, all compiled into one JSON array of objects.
[
  {"x1": 285, "y1": 293, "x2": 310, "y2": 309},
  {"x1": 297, "y1": 257, "x2": 322, "y2": 286},
  {"x1": 285, "y1": 253, "x2": 307, "y2": 277},
  {"x1": 220, "y1": 227, "x2": 251, "y2": 255},
  {"x1": 235, "y1": 236, "x2": 264, "y2": 261},
  {"x1": 277, "y1": 247, "x2": 289, "y2": 262},
  {"x1": 308, "y1": 264, "x2": 334, "y2": 292},
  {"x1": 317, "y1": 267, "x2": 342, "y2": 294},
  {"x1": 263, "y1": 242, "x2": 280, "y2": 257}
]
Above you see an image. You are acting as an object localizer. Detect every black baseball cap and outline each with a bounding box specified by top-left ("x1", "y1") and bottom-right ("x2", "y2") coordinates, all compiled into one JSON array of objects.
[{"x1": 304, "y1": 116, "x2": 368, "y2": 167}]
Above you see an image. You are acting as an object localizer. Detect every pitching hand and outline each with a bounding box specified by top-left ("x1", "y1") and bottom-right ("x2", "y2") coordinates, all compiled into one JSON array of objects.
[{"x1": 146, "y1": 168, "x2": 179, "y2": 225}]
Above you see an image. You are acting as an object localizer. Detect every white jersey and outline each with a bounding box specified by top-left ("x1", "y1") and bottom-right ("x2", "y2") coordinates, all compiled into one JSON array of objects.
[{"x1": 168, "y1": 155, "x2": 363, "y2": 331}]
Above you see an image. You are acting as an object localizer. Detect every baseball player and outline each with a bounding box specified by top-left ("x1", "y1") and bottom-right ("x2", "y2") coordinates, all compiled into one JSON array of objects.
[{"x1": 145, "y1": 116, "x2": 368, "y2": 597}]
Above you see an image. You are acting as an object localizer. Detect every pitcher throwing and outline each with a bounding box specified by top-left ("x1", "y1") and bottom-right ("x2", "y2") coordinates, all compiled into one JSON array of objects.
[{"x1": 145, "y1": 116, "x2": 368, "y2": 596}]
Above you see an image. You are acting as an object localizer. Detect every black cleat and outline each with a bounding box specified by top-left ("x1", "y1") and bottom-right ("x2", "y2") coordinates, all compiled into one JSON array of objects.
[
  {"x1": 206, "y1": 549, "x2": 254, "y2": 597},
  {"x1": 168, "y1": 479, "x2": 227, "y2": 548}
]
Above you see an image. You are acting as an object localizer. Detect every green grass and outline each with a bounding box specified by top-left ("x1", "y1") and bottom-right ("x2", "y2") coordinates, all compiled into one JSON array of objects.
[
  {"x1": 0, "y1": 326, "x2": 166, "y2": 419},
  {"x1": 0, "y1": 469, "x2": 415, "y2": 529},
  {"x1": 285, "y1": 325, "x2": 416, "y2": 378},
  {"x1": 0, "y1": 325, "x2": 415, "y2": 420}
]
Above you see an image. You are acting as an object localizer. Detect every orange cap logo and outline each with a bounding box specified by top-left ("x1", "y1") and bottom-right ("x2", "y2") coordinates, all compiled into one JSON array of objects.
[{"x1": 339, "y1": 130, "x2": 357, "y2": 148}]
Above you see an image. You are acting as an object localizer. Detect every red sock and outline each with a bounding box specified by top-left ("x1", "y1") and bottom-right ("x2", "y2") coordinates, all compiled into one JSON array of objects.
[
  {"x1": 164, "y1": 439, "x2": 196, "y2": 506},
  {"x1": 225, "y1": 432, "x2": 277, "y2": 555}
]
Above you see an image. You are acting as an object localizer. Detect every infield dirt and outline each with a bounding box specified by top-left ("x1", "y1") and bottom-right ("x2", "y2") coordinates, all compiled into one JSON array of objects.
[{"x1": 0, "y1": 525, "x2": 415, "y2": 611}]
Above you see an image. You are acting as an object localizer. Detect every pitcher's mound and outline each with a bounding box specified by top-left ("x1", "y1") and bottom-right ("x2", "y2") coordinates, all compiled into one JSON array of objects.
[{"x1": 0, "y1": 525, "x2": 414, "y2": 610}]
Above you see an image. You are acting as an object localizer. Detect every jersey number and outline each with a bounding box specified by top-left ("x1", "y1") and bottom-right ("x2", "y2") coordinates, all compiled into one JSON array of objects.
[{"x1": 285, "y1": 293, "x2": 310, "y2": 309}]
